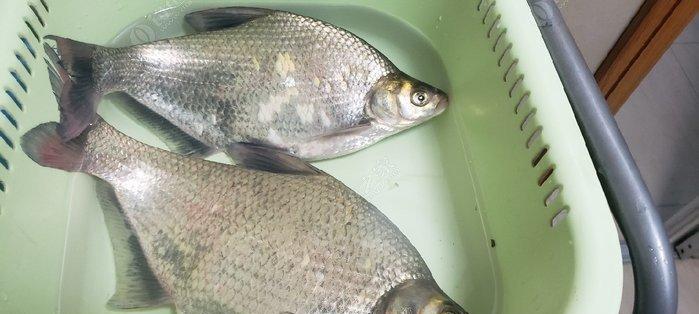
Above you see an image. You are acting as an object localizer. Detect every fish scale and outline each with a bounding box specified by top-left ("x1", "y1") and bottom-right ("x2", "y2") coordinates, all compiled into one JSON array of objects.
[
  {"x1": 48, "y1": 8, "x2": 447, "y2": 159},
  {"x1": 60, "y1": 9, "x2": 423, "y2": 158},
  {"x1": 45, "y1": 121, "x2": 435, "y2": 313},
  {"x1": 33, "y1": 6, "x2": 460, "y2": 312}
]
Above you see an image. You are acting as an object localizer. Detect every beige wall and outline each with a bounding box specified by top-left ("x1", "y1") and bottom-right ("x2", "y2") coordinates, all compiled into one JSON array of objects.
[{"x1": 556, "y1": 0, "x2": 645, "y2": 70}]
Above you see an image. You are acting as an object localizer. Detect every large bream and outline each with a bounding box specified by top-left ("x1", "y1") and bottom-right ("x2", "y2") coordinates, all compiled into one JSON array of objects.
[{"x1": 45, "y1": 7, "x2": 448, "y2": 160}]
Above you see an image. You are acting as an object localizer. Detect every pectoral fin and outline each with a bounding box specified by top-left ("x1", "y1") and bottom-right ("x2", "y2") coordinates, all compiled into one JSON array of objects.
[
  {"x1": 312, "y1": 122, "x2": 374, "y2": 140},
  {"x1": 95, "y1": 180, "x2": 171, "y2": 309},
  {"x1": 185, "y1": 7, "x2": 273, "y2": 32},
  {"x1": 296, "y1": 122, "x2": 378, "y2": 160}
]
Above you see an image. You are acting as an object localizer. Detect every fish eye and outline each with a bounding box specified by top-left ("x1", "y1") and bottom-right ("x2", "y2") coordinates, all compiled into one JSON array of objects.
[{"x1": 411, "y1": 90, "x2": 429, "y2": 107}]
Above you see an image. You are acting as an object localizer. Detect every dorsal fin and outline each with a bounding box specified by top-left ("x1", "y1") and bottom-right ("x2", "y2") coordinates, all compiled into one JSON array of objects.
[
  {"x1": 185, "y1": 7, "x2": 274, "y2": 32},
  {"x1": 95, "y1": 180, "x2": 171, "y2": 309},
  {"x1": 226, "y1": 142, "x2": 321, "y2": 175}
]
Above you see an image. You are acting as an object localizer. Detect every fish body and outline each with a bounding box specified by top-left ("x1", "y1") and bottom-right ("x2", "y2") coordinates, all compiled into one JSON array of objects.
[
  {"x1": 21, "y1": 120, "x2": 466, "y2": 314},
  {"x1": 46, "y1": 7, "x2": 448, "y2": 160}
]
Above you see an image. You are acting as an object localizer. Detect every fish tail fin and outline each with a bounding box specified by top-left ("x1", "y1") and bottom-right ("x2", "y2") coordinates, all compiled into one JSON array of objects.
[
  {"x1": 44, "y1": 35, "x2": 101, "y2": 141},
  {"x1": 21, "y1": 122, "x2": 85, "y2": 172}
]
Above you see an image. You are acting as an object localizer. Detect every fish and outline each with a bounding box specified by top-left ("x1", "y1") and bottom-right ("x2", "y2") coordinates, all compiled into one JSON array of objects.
[
  {"x1": 44, "y1": 6, "x2": 448, "y2": 160},
  {"x1": 20, "y1": 119, "x2": 467, "y2": 314}
]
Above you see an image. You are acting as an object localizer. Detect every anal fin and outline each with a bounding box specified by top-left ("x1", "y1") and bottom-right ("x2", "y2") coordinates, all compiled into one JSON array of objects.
[
  {"x1": 95, "y1": 180, "x2": 171, "y2": 309},
  {"x1": 111, "y1": 93, "x2": 214, "y2": 158}
]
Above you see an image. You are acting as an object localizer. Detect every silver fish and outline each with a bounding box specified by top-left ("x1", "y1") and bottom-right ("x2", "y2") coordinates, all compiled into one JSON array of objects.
[
  {"x1": 45, "y1": 7, "x2": 448, "y2": 160},
  {"x1": 21, "y1": 120, "x2": 466, "y2": 314}
]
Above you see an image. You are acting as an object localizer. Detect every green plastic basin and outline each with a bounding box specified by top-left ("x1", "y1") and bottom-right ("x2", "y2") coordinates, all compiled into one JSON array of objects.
[{"x1": 0, "y1": 1, "x2": 622, "y2": 313}]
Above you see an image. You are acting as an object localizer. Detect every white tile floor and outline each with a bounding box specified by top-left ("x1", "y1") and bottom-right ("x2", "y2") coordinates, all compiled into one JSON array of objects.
[
  {"x1": 616, "y1": 15, "x2": 699, "y2": 314},
  {"x1": 616, "y1": 16, "x2": 699, "y2": 221},
  {"x1": 557, "y1": 0, "x2": 644, "y2": 69}
]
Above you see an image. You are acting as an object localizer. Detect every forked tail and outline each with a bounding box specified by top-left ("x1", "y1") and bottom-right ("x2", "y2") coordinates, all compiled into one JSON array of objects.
[
  {"x1": 44, "y1": 35, "x2": 101, "y2": 141},
  {"x1": 20, "y1": 122, "x2": 85, "y2": 172}
]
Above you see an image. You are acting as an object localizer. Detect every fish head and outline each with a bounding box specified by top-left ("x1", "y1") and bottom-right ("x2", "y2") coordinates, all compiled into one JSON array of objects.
[
  {"x1": 374, "y1": 279, "x2": 468, "y2": 314},
  {"x1": 366, "y1": 73, "x2": 448, "y2": 130}
]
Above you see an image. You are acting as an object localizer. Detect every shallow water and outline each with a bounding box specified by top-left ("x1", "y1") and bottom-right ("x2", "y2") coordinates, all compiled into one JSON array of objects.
[{"x1": 59, "y1": 4, "x2": 495, "y2": 314}]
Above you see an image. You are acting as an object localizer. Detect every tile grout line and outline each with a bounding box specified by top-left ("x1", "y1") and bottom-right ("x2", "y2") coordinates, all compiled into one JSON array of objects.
[{"x1": 668, "y1": 45, "x2": 699, "y2": 101}]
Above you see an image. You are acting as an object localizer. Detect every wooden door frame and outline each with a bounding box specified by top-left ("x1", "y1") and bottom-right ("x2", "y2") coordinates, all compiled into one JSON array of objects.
[{"x1": 595, "y1": 0, "x2": 698, "y2": 114}]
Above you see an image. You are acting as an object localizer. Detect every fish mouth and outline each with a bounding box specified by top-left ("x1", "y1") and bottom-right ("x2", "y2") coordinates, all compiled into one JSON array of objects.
[
  {"x1": 433, "y1": 95, "x2": 449, "y2": 116},
  {"x1": 401, "y1": 95, "x2": 448, "y2": 127},
  {"x1": 442, "y1": 301, "x2": 469, "y2": 314}
]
